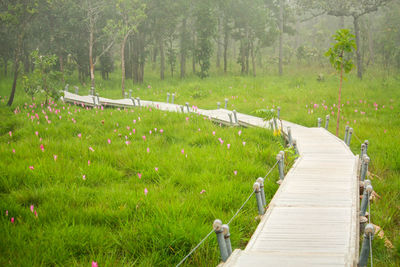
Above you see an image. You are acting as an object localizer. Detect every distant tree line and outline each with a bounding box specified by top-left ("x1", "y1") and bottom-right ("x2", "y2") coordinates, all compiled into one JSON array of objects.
[{"x1": 0, "y1": 0, "x2": 399, "y2": 105}]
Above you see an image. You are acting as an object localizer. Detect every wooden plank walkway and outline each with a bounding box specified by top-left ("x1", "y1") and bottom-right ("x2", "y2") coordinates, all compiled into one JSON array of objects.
[{"x1": 61, "y1": 92, "x2": 359, "y2": 266}]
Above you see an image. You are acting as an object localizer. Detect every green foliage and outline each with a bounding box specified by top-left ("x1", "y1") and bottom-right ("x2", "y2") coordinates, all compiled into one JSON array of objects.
[
  {"x1": 325, "y1": 29, "x2": 356, "y2": 73},
  {"x1": 22, "y1": 50, "x2": 62, "y2": 101},
  {"x1": 253, "y1": 109, "x2": 277, "y2": 121}
]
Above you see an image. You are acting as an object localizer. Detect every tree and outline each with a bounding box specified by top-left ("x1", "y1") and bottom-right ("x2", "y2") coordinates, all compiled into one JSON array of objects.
[
  {"x1": 0, "y1": 0, "x2": 40, "y2": 106},
  {"x1": 22, "y1": 50, "x2": 62, "y2": 104},
  {"x1": 297, "y1": 0, "x2": 390, "y2": 79},
  {"x1": 114, "y1": 0, "x2": 146, "y2": 96},
  {"x1": 325, "y1": 29, "x2": 356, "y2": 136},
  {"x1": 193, "y1": 0, "x2": 216, "y2": 78}
]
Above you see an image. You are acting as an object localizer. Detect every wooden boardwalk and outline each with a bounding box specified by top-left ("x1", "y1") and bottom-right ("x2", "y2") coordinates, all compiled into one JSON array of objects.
[{"x1": 62, "y1": 92, "x2": 359, "y2": 267}]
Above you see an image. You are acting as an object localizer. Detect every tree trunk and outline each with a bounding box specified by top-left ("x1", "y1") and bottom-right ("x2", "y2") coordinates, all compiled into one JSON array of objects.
[
  {"x1": 192, "y1": 30, "x2": 196, "y2": 74},
  {"x1": 353, "y1": 16, "x2": 362, "y2": 79},
  {"x1": 89, "y1": 29, "x2": 95, "y2": 88},
  {"x1": 59, "y1": 55, "x2": 65, "y2": 83},
  {"x1": 7, "y1": 35, "x2": 22, "y2": 106},
  {"x1": 336, "y1": 54, "x2": 344, "y2": 136},
  {"x1": 223, "y1": 21, "x2": 229, "y2": 73},
  {"x1": 121, "y1": 33, "x2": 129, "y2": 97},
  {"x1": 216, "y1": 18, "x2": 221, "y2": 68},
  {"x1": 160, "y1": 39, "x2": 165, "y2": 80},
  {"x1": 251, "y1": 42, "x2": 256, "y2": 77},
  {"x1": 180, "y1": 17, "x2": 187, "y2": 78},
  {"x1": 367, "y1": 19, "x2": 374, "y2": 66},
  {"x1": 278, "y1": 0, "x2": 284, "y2": 76}
]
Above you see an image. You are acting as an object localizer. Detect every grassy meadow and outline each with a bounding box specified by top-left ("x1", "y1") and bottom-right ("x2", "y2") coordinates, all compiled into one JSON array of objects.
[{"x1": 1, "y1": 64, "x2": 399, "y2": 266}]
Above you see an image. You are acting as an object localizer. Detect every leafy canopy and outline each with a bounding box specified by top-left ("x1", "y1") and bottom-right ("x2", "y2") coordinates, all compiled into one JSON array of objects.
[{"x1": 325, "y1": 29, "x2": 356, "y2": 73}]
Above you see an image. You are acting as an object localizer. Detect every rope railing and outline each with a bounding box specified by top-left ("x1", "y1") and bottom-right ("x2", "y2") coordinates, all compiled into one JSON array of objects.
[{"x1": 175, "y1": 160, "x2": 280, "y2": 266}]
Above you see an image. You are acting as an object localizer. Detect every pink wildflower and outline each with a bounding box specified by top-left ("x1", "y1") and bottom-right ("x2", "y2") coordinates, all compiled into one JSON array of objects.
[
  {"x1": 181, "y1": 149, "x2": 184, "y2": 154},
  {"x1": 53, "y1": 155, "x2": 57, "y2": 161},
  {"x1": 155, "y1": 167, "x2": 158, "y2": 172},
  {"x1": 8, "y1": 131, "x2": 12, "y2": 137},
  {"x1": 160, "y1": 129, "x2": 164, "y2": 133},
  {"x1": 34, "y1": 210, "x2": 38, "y2": 217},
  {"x1": 242, "y1": 142, "x2": 246, "y2": 146},
  {"x1": 227, "y1": 144, "x2": 231, "y2": 149},
  {"x1": 92, "y1": 262, "x2": 98, "y2": 267},
  {"x1": 89, "y1": 147, "x2": 95, "y2": 152},
  {"x1": 144, "y1": 188, "x2": 148, "y2": 196},
  {"x1": 212, "y1": 131, "x2": 215, "y2": 136},
  {"x1": 12, "y1": 149, "x2": 15, "y2": 153},
  {"x1": 147, "y1": 147, "x2": 150, "y2": 153},
  {"x1": 11, "y1": 217, "x2": 14, "y2": 223},
  {"x1": 30, "y1": 205, "x2": 34, "y2": 213},
  {"x1": 35, "y1": 131, "x2": 39, "y2": 136},
  {"x1": 29, "y1": 166, "x2": 34, "y2": 170},
  {"x1": 137, "y1": 173, "x2": 142, "y2": 179},
  {"x1": 142, "y1": 135, "x2": 146, "y2": 141},
  {"x1": 200, "y1": 189, "x2": 206, "y2": 194},
  {"x1": 88, "y1": 160, "x2": 91, "y2": 166},
  {"x1": 82, "y1": 175, "x2": 86, "y2": 180},
  {"x1": 238, "y1": 130, "x2": 242, "y2": 136},
  {"x1": 78, "y1": 133, "x2": 82, "y2": 138},
  {"x1": 40, "y1": 144, "x2": 44, "y2": 152},
  {"x1": 234, "y1": 170, "x2": 238, "y2": 175},
  {"x1": 107, "y1": 139, "x2": 111, "y2": 144}
]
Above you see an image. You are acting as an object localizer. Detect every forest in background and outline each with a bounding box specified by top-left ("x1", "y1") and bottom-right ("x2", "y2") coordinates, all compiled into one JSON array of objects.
[{"x1": 0, "y1": 0, "x2": 399, "y2": 103}]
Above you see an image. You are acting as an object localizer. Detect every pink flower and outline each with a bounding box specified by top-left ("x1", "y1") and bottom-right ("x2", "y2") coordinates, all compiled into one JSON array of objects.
[
  {"x1": 30, "y1": 205, "x2": 34, "y2": 212},
  {"x1": 11, "y1": 217, "x2": 14, "y2": 223},
  {"x1": 53, "y1": 155, "x2": 58, "y2": 161},
  {"x1": 160, "y1": 129, "x2": 164, "y2": 133},
  {"x1": 35, "y1": 131, "x2": 39, "y2": 136},
  {"x1": 34, "y1": 210, "x2": 38, "y2": 217},
  {"x1": 147, "y1": 147, "x2": 150, "y2": 153},
  {"x1": 126, "y1": 126, "x2": 130, "y2": 130},
  {"x1": 234, "y1": 170, "x2": 238, "y2": 175},
  {"x1": 132, "y1": 129, "x2": 136, "y2": 134},
  {"x1": 40, "y1": 144, "x2": 44, "y2": 152},
  {"x1": 354, "y1": 109, "x2": 358, "y2": 113},
  {"x1": 89, "y1": 147, "x2": 95, "y2": 152},
  {"x1": 82, "y1": 175, "x2": 86, "y2": 180},
  {"x1": 155, "y1": 167, "x2": 158, "y2": 172},
  {"x1": 181, "y1": 149, "x2": 185, "y2": 154},
  {"x1": 137, "y1": 173, "x2": 142, "y2": 179},
  {"x1": 212, "y1": 131, "x2": 215, "y2": 136},
  {"x1": 200, "y1": 189, "x2": 206, "y2": 194},
  {"x1": 133, "y1": 119, "x2": 136, "y2": 124},
  {"x1": 92, "y1": 262, "x2": 98, "y2": 267},
  {"x1": 12, "y1": 149, "x2": 15, "y2": 153},
  {"x1": 142, "y1": 135, "x2": 146, "y2": 141},
  {"x1": 227, "y1": 144, "x2": 231, "y2": 149},
  {"x1": 242, "y1": 142, "x2": 246, "y2": 146},
  {"x1": 125, "y1": 141, "x2": 130, "y2": 145},
  {"x1": 88, "y1": 160, "x2": 91, "y2": 166},
  {"x1": 77, "y1": 133, "x2": 82, "y2": 138},
  {"x1": 107, "y1": 139, "x2": 111, "y2": 144},
  {"x1": 29, "y1": 166, "x2": 34, "y2": 170},
  {"x1": 8, "y1": 131, "x2": 12, "y2": 137},
  {"x1": 149, "y1": 130, "x2": 152, "y2": 134},
  {"x1": 144, "y1": 188, "x2": 148, "y2": 196},
  {"x1": 384, "y1": 129, "x2": 387, "y2": 133},
  {"x1": 238, "y1": 130, "x2": 242, "y2": 136},
  {"x1": 186, "y1": 117, "x2": 189, "y2": 121}
]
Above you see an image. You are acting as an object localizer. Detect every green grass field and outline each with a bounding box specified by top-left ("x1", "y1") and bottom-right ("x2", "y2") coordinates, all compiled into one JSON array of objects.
[{"x1": 1, "y1": 65, "x2": 399, "y2": 266}]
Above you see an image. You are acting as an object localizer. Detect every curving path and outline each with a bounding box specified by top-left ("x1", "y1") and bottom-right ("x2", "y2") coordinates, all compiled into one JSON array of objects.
[{"x1": 62, "y1": 91, "x2": 359, "y2": 267}]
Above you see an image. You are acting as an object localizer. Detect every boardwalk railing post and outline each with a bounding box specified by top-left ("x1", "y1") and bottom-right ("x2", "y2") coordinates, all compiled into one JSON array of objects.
[
  {"x1": 292, "y1": 139, "x2": 298, "y2": 154},
  {"x1": 277, "y1": 153, "x2": 284, "y2": 181},
  {"x1": 359, "y1": 223, "x2": 375, "y2": 267},
  {"x1": 253, "y1": 182, "x2": 264, "y2": 215},
  {"x1": 287, "y1": 126, "x2": 292, "y2": 146},
  {"x1": 344, "y1": 125, "x2": 349, "y2": 142},
  {"x1": 171, "y1": 93, "x2": 175, "y2": 104},
  {"x1": 96, "y1": 93, "x2": 100, "y2": 106},
  {"x1": 74, "y1": 86, "x2": 79, "y2": 94},
  {"x1": 124, "y1": 92, "x2": 128, "y2": 99},
  {"x1": 257, "y1": 177, "x2": 266, "y2": 206},
  {"x1": 280, "y1": 150, "x2": 285, "y2": 176},
  {"x1": 277, "y1": 106, "x2": 281, "y2": 119},
  {"x1": 325, "y1": 115, "x2": 330, "y2": 129},
  {"x1": 213, "y1": 219, "x2": 229, "y2": 262},
  {"x1": 233, "y1": 110, "x2": 238, "y2": 124},
  {"x1": 130, "y1": 97, "x2": 136, "y2": 106},
  {"x1": 167, "y1": 93, "x2": 170, "y2": 103},
  {"x1": 269, "y1": 121, "x2": 274, "y2": 130},
  {"x1": 360, "y1": 181, "x2": 372, "y2": 217},
  {"x1": 364, "y1": 140, "x2": 369, "y2": 154},
  {"x1": 360, "y1": 156, "x2": 370, "y2": 181},
  {"x1": 228, "y1": 113, "x2": 233, "y2": 125},
  {"x1": 318, "y1": 117, "x2": 322, "y2": 127},
  {"x1": 180, "y1": 105, "x2": 184, "y2": 113},
  {"x1": 225, "y1": 98, "x2": 228, "y2": 109},
  {"x1": 217, "y1": 102, "x2": 221, "y2": 109},
  {"x1": 222, "y1": 224, "x2": 232, "y2": 257},
  {"x1": 273, "y1": 117, "x2": 278, "y2": 131},
  {"x1": 360, "y1": 143, "x2": 366, "y2": 158},
  {"x1": 346, "y1": 128, "x2": 353, "y2": 146},
  {"x1": 136, "y1": 97, "x2": 141, "y2": 107},
  {"x1": 185, "y1": 102, "x2": 190, "y2": 113},
  {"x1": 65, "y1": 84, "x2": 69, "y2": 92},
  {"x1": 129, "y1": 90, "x2": 132, "y2": 99},
  {"x1": 90, "y1": 86, "x2": 95, "y2": 96}
]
